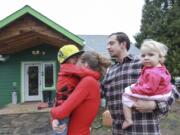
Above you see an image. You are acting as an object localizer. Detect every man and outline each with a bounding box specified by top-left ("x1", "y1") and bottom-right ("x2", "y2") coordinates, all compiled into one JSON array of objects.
[{"x1": 101, "y1": 32, "x2": 179, "y2": 135}]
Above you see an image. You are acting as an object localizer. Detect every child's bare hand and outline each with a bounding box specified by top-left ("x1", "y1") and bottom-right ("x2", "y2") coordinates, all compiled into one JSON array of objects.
[
  {"x1": 52, "y1": 119, "x2": 67, "y2": 133},
  {"x1": 52, "y1": 119, "x2": 59, "y2": 130},
  {"x1": 54, "y1": 124, "x2": 66, "y2": 133}
]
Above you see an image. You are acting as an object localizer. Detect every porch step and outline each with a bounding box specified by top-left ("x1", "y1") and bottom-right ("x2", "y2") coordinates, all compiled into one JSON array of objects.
[{"x1": 0, "y1": 102, "x2": 50, "y2": 115}]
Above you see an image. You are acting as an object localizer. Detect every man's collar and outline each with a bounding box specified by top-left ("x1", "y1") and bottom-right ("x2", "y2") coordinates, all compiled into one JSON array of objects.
[
  {"x1": 126, "y1": 54, "x2": 134, "y2": 60},
  {"x1": 114, "y1": 54, "x2": 134, "y2": 64}
]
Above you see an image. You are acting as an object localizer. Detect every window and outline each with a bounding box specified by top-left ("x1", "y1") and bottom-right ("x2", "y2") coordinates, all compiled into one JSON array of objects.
[{"x1": 42, "y1": 62, "x2": 56, "y2": 90}]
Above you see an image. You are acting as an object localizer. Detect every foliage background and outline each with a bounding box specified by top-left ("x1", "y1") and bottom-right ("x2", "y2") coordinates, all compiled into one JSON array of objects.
[{"x1": 134, "y1": 0, "x2": 180, "y2": 78}]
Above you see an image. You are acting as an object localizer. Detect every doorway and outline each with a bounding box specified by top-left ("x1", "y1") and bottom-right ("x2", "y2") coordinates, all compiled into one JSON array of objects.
[{"x1": 24, "y1": 63, "x2": 42, "y2": 101}]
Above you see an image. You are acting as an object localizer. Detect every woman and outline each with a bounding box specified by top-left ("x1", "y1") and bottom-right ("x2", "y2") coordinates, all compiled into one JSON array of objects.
[{"x1": 51, "y1": 51, "x2": 111, "y2": 135}]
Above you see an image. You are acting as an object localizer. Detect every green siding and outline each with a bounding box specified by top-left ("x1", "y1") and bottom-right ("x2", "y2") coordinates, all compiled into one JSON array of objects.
[
  {"x1": 0, "y1": 44, "x2": 59, "y2": 107},
  {"x1": 0, "y1": 59, "x2": 21, "y2": 107}
]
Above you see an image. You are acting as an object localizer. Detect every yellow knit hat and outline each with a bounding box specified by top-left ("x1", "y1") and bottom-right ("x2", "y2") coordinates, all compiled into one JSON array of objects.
[{"x1": 57, "y1": 44, "x2": 83, "y2": 63}]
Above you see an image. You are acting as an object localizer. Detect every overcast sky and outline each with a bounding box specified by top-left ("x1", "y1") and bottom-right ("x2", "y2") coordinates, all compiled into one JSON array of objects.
[{"x1": 0, "y1": 0, "x2": 144, "y2": 43}]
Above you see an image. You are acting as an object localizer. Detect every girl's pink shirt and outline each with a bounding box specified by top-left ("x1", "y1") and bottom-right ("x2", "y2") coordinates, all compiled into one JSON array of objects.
[{"x1": 131, "y1": 65, "x2": 172, "y2": 96}]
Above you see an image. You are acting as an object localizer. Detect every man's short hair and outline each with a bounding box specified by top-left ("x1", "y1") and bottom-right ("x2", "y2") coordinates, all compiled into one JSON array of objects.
[{"x1": 109, "y1": 32, "x2": 130, "y2": 51}]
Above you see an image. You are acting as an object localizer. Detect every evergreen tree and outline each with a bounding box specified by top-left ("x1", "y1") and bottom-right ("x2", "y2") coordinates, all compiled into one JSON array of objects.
[{"x1": 134, "y1": 0, "x2": 180, "y2": 78}]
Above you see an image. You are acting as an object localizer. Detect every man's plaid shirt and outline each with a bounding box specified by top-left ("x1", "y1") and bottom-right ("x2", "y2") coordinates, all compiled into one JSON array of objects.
[{"x1": 102, "y1": 55, "x2": 178, "y2": 135}]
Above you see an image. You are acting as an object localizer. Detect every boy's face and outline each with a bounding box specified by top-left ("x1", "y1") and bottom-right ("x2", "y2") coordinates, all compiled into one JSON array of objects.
[
  {"x1": 76, "y1": 55, "x2": 88, "y2": 67},
  {"x1": 66, "y1": 55, "x2": 79, "y2": 64},
  {"x1": 76, "y1": 57, "x2": 82, "y2": 66}
]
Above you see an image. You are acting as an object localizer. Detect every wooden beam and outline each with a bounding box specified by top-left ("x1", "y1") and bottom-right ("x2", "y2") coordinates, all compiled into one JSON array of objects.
[
  {"x1": 0, "y1": 31, "x2": 77, "y2": 54},
  {"x1": 37, "y1": 33, "x2": 67, "y2": 46},
  {"x1": 0, "y1": 36, "x2": 39, "y2": 54},
  {"x1": 0, "y1": 39, "x2": 42, "y2": 54},
  {"x1": 0, "y1": 31, "x2": 36, "y2": 45}
]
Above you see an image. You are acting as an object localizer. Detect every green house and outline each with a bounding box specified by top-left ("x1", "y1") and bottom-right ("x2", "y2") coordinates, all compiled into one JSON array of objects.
[{"x1": 0, "y1": 5, "x2": 84, "y2": 107}]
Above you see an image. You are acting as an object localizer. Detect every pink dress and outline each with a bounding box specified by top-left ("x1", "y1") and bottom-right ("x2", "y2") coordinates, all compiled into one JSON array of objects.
[{"x1": 122, "y1": 65, "x2": 172, "y2": 107}]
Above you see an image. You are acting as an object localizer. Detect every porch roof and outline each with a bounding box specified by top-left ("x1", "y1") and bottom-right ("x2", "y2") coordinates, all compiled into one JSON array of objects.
[{"x1": 0, "y1": 5, "x2": 85, "y2": 54}]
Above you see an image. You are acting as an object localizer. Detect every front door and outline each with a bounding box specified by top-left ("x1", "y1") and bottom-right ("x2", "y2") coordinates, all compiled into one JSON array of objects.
[{"x1": 24, "y1": 63, "x2": 42, "y2": 101}]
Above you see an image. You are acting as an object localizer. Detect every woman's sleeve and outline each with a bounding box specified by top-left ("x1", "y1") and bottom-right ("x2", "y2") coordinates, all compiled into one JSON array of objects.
[{"x1": 51, "y1": 77, "x2": 99, "y2": 119}]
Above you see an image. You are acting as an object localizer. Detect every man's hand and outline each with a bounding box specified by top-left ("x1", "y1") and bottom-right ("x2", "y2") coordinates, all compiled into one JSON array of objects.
[{"x1": 134, "y1": 99, "x2": 157, "y2": 112}]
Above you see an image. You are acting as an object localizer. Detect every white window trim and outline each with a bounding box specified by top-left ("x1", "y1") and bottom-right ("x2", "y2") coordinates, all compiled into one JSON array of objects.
[{"x1": 21, "y1": 61, "x2": 56, "y2": 103}]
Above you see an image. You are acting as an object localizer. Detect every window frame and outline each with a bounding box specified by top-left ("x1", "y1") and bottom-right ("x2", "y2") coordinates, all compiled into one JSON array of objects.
[{"x1": 42, "y1": 62, "x2": 56, "y2": 90}]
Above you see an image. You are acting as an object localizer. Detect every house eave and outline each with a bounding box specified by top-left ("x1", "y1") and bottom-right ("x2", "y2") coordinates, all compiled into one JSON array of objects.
[{"x1": 0, "y1": 5, "x2": 85, "y2": 46}]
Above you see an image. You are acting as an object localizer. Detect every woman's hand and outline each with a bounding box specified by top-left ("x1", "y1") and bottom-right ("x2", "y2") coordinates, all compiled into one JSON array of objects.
[{"x1": 134, "y1": 99, "x2": 157, "y2": 112}]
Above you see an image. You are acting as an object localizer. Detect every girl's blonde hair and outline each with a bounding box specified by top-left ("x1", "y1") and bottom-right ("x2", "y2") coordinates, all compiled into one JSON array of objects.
[
  {"x1": 140, "y1": 39, "x2": 168, "y2": 64},
  {"x1": 81, "y1": 51, "x2": 111, "y2": 76}
]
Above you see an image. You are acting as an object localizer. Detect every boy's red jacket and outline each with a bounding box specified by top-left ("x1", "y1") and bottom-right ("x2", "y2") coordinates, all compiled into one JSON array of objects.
[{"x1": 55, "y1": 64, "x2": 100, "y2": 106}]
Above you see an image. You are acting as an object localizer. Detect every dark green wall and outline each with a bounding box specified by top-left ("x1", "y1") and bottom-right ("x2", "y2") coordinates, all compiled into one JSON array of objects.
[{"x1": 0, "y1": 44, "x2": 59, "y2": 107}]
